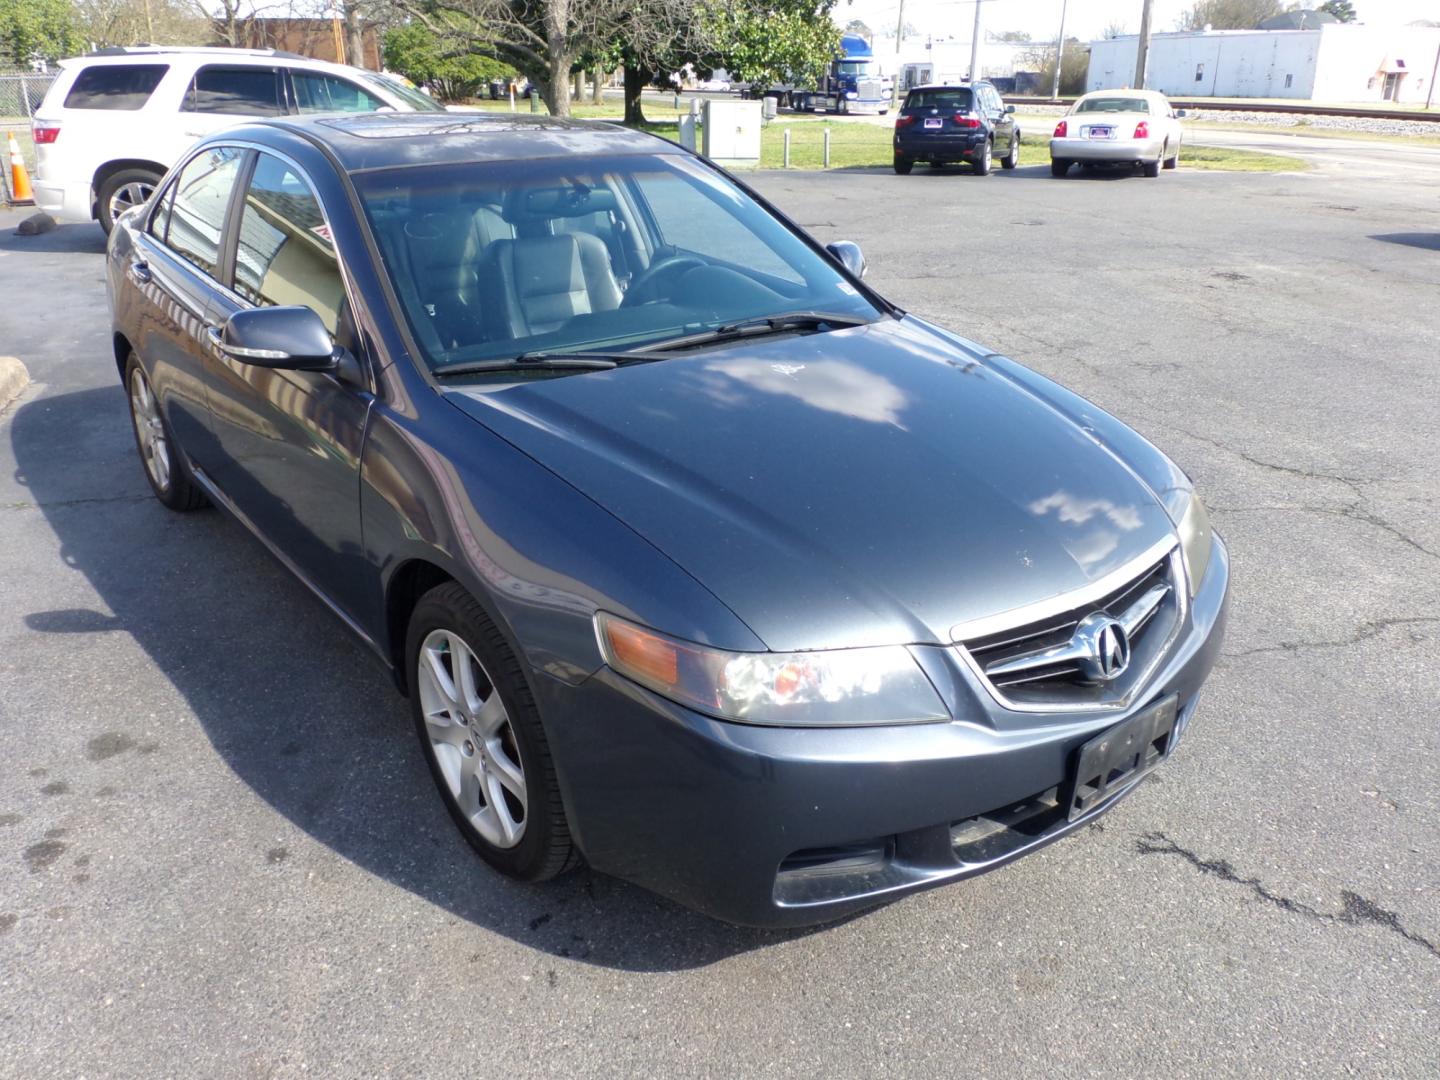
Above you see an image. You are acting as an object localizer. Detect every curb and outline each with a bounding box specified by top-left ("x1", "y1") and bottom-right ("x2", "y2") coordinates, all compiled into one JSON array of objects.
[{"x1": 0, "y1": 356, "x2": 30, "y2": 414}]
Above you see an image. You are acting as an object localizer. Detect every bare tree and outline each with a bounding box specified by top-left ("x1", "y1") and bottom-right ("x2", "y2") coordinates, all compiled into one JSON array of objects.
[{"x1": 1176, "y1": 0, "x2": 1285, "y2": 31}]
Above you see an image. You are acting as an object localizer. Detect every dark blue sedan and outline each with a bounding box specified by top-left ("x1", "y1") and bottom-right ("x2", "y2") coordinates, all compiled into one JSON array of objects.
[{"x1": 106, "y1": 113, "x2": 1228, "y2": 927}]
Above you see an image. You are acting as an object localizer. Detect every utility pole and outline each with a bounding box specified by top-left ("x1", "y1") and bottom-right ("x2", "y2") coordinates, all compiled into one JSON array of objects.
[
  {"x1": 142, "y1": 0, "x2": 154, "y2": 42},
  {"x1": 1134, "y1": 0, "x2": 1154, "y2": 89},
  {"x1": 891, "y1": 0, "x2": 907, "y2": 110},
  {"x1": 1050, "y1": 0, "x2": 1068, "y2": 100},
  {"x1": 1427, "y1": 39, "x2": 1439, "y2": 109},
  {"x1": 969, "y1": 0, "x2": 984, "y2": 83}
]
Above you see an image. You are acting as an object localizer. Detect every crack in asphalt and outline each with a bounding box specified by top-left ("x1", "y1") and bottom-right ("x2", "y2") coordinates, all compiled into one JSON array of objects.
[
  {"x1": 1136, "y1": 832, "x2": 1440, "y2": 962},
  {"x1": 1223, "y1": 615, "x2": 1440, "y2": 659},
  {"x1": 1, "y1": 493, "x2": 152, "y2": 511}
]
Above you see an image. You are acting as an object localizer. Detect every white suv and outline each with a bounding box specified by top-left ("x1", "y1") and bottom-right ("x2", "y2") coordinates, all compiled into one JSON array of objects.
[{"x1": 32, "y1": 46, "x2": 447, "y2": 232}]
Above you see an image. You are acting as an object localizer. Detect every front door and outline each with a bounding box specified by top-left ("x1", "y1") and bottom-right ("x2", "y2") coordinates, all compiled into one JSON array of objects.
[{"x1": 203, "y1": 150, "x2": 375, "y2": 625}]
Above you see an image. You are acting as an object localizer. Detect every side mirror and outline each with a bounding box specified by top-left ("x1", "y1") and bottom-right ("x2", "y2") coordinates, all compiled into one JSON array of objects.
[
  {"x1": 209, "y1": 306, "x2": 338, "y2": 371},
  {"x1": 826, "y1": 240, "x2": 867, "y2": 280},
  {"x1": 1175, "y1": 109, "x2": 1188, "y2": 118},
  {"x1": 1005, "y1": 104, "x2": 1016, "y2": 114}
]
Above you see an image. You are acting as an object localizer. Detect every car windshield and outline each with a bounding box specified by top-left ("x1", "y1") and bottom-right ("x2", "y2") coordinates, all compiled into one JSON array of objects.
[
  {"x1": 1075, "y1": 97, "x2": 1152, "y2": 114},
  {"x1": 354, "y1": 153, "x2": 880, "y2": 371},
  {"x1": 360, "y1": 72, "x2": 446, "y2": 113},
  {"x1": 905, "y1": 88, "x2": 972, "y2": 110}
]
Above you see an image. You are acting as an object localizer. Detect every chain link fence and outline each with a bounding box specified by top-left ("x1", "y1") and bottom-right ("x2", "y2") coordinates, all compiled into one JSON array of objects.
[{"x1": 1, "y1": 71, "x2": 58, "y2": 122}]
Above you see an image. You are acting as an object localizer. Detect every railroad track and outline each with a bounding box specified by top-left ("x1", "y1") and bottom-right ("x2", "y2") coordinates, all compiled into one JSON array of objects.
[{"x1": 1012, "y1": 97, "x2": 1440, "y2": 122}]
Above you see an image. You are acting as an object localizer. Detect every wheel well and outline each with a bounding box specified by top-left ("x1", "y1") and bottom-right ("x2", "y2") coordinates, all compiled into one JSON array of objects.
[
  {"x1": 385, "y1": 560, "x2": 455, "y2": 695},
  {"x1": 112, "y1": 332, "x2": 132, "y2": 379},
  {"x1": 92, "y1": 158, "x2": 168, "y2": 203}
]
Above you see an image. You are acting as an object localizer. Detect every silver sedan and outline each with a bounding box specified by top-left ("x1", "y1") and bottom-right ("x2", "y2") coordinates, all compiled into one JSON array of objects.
[{"x1": 1050, "y1": 89, "x2": 1186, "y2": 178}]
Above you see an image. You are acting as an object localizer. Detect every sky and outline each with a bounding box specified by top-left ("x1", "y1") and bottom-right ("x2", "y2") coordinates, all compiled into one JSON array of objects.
[{"x1": 838, "y1": 0, "x2": 1440, "y2": 44}]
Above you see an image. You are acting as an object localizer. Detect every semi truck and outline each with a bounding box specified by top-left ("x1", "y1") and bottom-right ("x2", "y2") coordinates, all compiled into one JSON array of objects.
[{"x1": 769, "y1": 34, "x2": 892, "y2": 115}]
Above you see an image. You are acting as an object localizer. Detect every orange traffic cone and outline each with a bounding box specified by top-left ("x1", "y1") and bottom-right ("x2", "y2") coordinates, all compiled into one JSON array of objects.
[{"x1": 7, "y1": 133, "x2": 35, "y2": 206}]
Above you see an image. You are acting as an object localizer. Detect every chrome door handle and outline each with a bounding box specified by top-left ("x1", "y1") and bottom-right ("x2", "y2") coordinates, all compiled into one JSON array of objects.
[{"x1": 127, "y1": 260, "x2": 151, "y2": 284}]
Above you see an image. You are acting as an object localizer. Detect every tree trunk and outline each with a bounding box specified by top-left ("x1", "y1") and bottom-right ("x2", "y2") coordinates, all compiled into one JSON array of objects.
[
  {"x1": 590, "y1": 65, "x2": 604, "y2": 104},
  {"x1": 344, "y1": 1, "x2": 366, "y2": 70},
  {"x1": 572, "y1": 70, "x2": 584, "y2": 100},
  {"x1": 543, "y1": 53, "x2": 573, "y2": 117},
  {"x1": 623, "y1": 65, "x2": 651, "y2": 125}
]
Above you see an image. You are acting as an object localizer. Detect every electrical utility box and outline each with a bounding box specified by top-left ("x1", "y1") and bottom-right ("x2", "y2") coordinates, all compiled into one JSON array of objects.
[{"x1": 702, "y1": 100, "x2": 762, "y2": 167}]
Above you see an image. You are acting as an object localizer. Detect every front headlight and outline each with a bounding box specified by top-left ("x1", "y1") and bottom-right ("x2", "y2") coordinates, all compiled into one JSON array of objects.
[
  {"x1": 595, "y1": 613, "x2": 948, "y2": 727},
  {"x1": 1177, "y1": 494, "x2": 1213, "y2": 599}
]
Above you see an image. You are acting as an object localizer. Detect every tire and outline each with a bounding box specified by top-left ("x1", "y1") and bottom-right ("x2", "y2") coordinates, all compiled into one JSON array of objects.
[
  {"x1": 893, "y1": 155, "x2": 913, "y2": 175},
  {"x1": 97, "y1": 167, "x2": 162, "y2": 235},
  {"x1": 1001, "y1": 135, "x2": 1019, "y2": 170},
  {"x1": 124, "y1": 355, "x2": 207, "y2": 511},
  {"x1": 1050, "y1": 158, "x2": 1069, "y2": 178},
  {"x1": 1143, "y1": 150, "x2": 1162, "y2": 178},
  {"x1": 1164, "y1": 144, "x2": 1179, "y2": 170},
  {"x1": 973, "y1": 138, "x2": 992, "y2": 175},
  {"x1": 406, "y1": 582, "x2": 576, "y2": 882}
]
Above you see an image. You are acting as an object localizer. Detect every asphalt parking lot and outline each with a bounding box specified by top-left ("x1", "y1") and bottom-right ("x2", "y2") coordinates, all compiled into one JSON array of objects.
[{"x1": 2, "y1": 153, "x2": 1438, "y2": 1078}]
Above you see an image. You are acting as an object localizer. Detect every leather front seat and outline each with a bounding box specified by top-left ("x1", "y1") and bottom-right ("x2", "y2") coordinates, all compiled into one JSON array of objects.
[{"x1": 483, "y1": 233, "x2": 622, "y2": 339}]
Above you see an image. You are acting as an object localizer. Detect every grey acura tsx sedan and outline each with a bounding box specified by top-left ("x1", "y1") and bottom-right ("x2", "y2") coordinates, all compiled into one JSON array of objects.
[{"x1": 106, "y1": 113, "x2": 1228, "y2": 927}]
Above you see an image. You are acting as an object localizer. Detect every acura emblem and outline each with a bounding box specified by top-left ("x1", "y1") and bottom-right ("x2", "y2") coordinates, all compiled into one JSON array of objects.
[{"x1": 1075, "y1": 613, "x2": 1131, "y2": 682}]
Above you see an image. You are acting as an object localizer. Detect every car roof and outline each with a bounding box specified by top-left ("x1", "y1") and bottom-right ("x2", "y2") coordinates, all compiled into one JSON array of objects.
[
  {"x1": 908, "y1": 82, "x2": 989, "y2": 91},
  {"x1": 60, "y1": 46, "x2": 364, "y2": 79},
  {"x1": 244, "y1": 112, "x2": 681, "y2": 172},
  {"x1": 1077, "y1": 88, "x2": 1169, "y2": 101}
]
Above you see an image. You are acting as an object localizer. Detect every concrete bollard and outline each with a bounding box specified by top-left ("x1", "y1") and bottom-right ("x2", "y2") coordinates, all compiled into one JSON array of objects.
[
  {"x1": 823, "y1": 127, "x2": 831, "y2": 168},
  {"x1": 783, "y1": 128, "x2": 791, "y2": 168}
]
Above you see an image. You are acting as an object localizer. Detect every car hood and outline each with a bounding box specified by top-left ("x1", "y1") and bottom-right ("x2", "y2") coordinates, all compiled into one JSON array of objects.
[{"x1": 444, "y1": 316, "x2": 1177, "y2": 651}]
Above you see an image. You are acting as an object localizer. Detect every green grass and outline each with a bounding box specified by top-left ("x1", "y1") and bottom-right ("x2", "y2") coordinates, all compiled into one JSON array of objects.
[{"x1": 1178, "y1": 143, "x2": 1309, "y2": 171}]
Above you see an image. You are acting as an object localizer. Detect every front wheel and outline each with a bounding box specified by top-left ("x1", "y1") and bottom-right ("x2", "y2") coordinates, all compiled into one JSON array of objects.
[
  {"x1": 1001, "y1": 136, "x2": 1019, "y2": 170},
  {"x1": 973, "y1": 138, "x2": 993, "y2": 175},
  {"x1": 407, "y1": 582, "x2": 576, "y2": 882},
  {"x1": 1050, "y1": 158, "x2": 1069, "y2": 177},
  {"x1": 125, "y1": 356, "x2": 206, "y2": 511},
  {"x1": 97, "y1": 167, "x2": 162, "y2": 235},
  {"x1": 893, "y1": 155, "x2": 913, "y2": 175}
]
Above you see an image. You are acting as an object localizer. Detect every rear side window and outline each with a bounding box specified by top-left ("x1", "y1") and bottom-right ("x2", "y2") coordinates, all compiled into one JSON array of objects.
[
  {"x1": 186, "y1": 66, "x2": 282, "y2": 116},
  {"x1": 63, "y1": 64, "x2": 169, "y2": 110},
  {"x1": 164, "y1": 146, "x2": 246, "y2": 278},
  {"x1": 905, "y1": 88, "x2": 973, "y2": 111},
  {"x1": 292, "y1": 72, "x2": 384, "y2": 114}
]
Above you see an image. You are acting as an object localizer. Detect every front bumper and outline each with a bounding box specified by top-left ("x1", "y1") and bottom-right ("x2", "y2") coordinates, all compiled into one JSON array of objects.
[
  {"x1": 1051, "y1": 136, "x2": 1164, "y2": 164},
  {"x1": 537, "y1": 537, "x2": 1230, "y2": 927}
]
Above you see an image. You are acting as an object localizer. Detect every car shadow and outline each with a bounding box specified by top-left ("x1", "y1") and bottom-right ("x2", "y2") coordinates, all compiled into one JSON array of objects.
[
  {"x1": 1370, "y1": 232, "x2": 1440, "y2": 252},
  {"x1": 10, "y1": 386, "x2": 847, "y2": 971},
  {"x1": 0, "y1": 218, "x2": 107, "y2": 255}
]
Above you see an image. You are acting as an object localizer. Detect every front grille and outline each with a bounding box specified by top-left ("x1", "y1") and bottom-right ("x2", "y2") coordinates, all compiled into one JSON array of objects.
[{"x1": 959, "y1": 550, "x2": 1181, "y2": 709}]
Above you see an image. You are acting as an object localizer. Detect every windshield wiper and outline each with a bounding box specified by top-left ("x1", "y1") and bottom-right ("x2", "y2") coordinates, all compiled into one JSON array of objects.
[
  {"x1": 432, "y1": 352, "x2": 626, "y2": 377},
  {"x1": 636, "y1": 310, "x2": 873, "y2": 353}
]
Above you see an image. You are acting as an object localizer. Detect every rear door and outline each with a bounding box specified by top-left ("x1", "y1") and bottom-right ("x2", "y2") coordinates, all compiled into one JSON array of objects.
[
  {"x1": 123, "y1": 144, "x2": 249, "y2": 470},
  {"x1": 202, "y1": 149, "x2": 375, "y2": 622},
  {"x1": 174, "y1": 64, "x2": 284, "y2": 157}
]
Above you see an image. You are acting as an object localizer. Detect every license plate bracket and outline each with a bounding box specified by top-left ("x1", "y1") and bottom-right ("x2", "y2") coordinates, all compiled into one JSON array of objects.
[
  {"x1": 1067, "y1": 695, "x2": 1177, "y2": 820},
  {"x1": 1088, "y1": 126, "x2": 1113, "y2": 139},
  {"x1": 924, "y1": 117, "x2": 944, "y2": 129}
]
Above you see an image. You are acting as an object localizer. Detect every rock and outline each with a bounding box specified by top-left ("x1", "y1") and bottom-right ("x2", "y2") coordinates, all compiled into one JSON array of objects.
[{"x1": 0, "y1": 355, "x2": 30, "y2": 413}]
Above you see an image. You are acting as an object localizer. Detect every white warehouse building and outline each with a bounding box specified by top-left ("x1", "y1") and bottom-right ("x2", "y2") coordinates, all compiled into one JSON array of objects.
[{"x1": 1086, "y1": 23, "x2": 1440, "y2": 104}]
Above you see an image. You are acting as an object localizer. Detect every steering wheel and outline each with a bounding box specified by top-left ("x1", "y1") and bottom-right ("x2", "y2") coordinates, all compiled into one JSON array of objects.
[{"x1": 622, "y1": 254, "x2": 707, "y2": 306}]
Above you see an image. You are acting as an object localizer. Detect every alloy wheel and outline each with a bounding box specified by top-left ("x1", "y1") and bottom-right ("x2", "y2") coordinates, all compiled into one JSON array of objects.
[
  {"x1": 129, "y1": 367, "x2": 170, "y2": 492},
  {"x1": 417, "y1": 628, "x2": 528, "y2": 848},
  {"x1": 108, "y1": 180, "x2": 155, "y2": 223}
]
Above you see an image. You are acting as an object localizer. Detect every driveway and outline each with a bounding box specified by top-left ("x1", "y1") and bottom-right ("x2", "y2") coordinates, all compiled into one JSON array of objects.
[{"x1": 2, "y1": 154, "x2": 1437, "y2": 1077}]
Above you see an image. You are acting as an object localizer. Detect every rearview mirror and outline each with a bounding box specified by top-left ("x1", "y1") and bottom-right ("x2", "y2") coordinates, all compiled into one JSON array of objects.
[
  {"x1": 209, "y1": 306, "x2": 338, "y2": 371},
  {"x1": 826, "y1": 240, "x2": 867, "y2": 280}
]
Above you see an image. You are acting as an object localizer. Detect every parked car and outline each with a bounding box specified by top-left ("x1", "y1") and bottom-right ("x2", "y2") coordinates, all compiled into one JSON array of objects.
[
  {"x1": 30, "y1": 45, "x2": 450, "y2": 233},
  {"x1": 107, "y1": 112, "x2": 1228, "y2": 927},
  {"x1": 1050, "y1": 89, "x2": 1186, "y2": 178},
  {"x1": 893, "y1": 81, "x2": 1020, "y2": 175}
]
